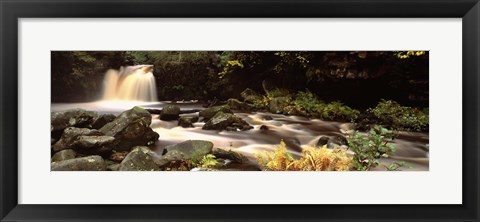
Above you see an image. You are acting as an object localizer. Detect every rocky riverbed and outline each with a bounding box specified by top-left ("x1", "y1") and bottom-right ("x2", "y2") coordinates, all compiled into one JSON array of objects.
[{"x1": 51, "y1": 102, "x2": 429, "y2": 171}]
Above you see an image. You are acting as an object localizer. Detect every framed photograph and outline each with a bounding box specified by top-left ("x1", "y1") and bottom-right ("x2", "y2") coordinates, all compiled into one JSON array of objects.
[{"x1": 1, "y1": 0, "x2": 479, "y2": 221}]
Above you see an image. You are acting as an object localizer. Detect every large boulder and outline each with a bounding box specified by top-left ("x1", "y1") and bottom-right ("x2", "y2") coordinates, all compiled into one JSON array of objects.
[
  {"x1": 178, "y1": 116, "x2": 199, "y2": 128},
  {"x1": 199, "y1": 105, "x2": 232, "y2": 120},
  {"x1": 202, "y1": 112, "x2": 252, "y2": 131},
  {"x1": 52, "y1": 127, "x2": 108, "y2": 153},
  {"x1": 51, "y1": 149, "x2": 76, "y2": 163},
  {"x1": 227, "y1": 98, "x2": 253, "y2": 111},
  {"x1": 51, "y1": 155, "x2": 106, "y2": 171},
  {"x1": 51, "y1": 108, "x2": 99, "y2": 132},
  {"x1": 91, "y1": 113, "x2": 116, "y2": 129},
  {"x1": 118, "y1": 146, "x2": 160, "y2": 171},
  {"x1": 160, "y1": 104, "x2": 181, "y2": 121},
  {"x1": 240, "y1": 88, "x2": 263, "y2": 104},
  {"x1": 99, "y1": 107, "x2": 159, "y2": 151},
  {"x1": 163, "y1": 140, "x2": 213, "y2": 159},
  {"x1": 269, "y1": 97, "x2": 290, "y2": 114}
]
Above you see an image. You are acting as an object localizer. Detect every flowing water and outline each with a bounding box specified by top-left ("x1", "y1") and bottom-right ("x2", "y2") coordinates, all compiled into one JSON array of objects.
[
  {"x1": 51, "y1": 101, "x2": 429, "y2": 171},
  {"x1": 52, "y1": 65, "x2": 429, "y2": 171}
]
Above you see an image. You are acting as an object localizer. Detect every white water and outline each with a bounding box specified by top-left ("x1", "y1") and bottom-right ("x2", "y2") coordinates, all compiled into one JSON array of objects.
[{"x1": 102, "y1": 65, "x2": 158, "y2": 102}]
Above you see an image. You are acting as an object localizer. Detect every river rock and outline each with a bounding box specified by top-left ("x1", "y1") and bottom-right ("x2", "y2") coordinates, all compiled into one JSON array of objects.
[
  {"x1": 51, "y1": 155, "x2": 106, "y2": 171},
  {"x1": 330, "y1": 135, "x2": 348, "y2": 146},
  {"x1": 107, "y1": 163, "x2": 120, "y2": 171},
  {"x1": 259, "y1": 125, "x2": 269, "y2": 130},
  {"x1": 119, "y1": 146, "x2": 160, "y2": 171},
  {"x1": 202, "y1": 112, "x2": 252, "y2": 131},
  {"x1": 199, "y1": 105, "x2": 232, "y2": 120},
  {"x1": 227, "y1": 98, "x2": 253, "y2": 111},
  {"x1": 155, "y1": 150, "x2": 189, "y2": 168},
  {"x1": 269, "y1": 97, "x2": 290, "y2": 114},
  {"x1": 51, "y1": 149, "x2": 76, "y2": 163},
  {"x1": 52, "y1": 127, "x2": 104, "y2": 153},
  {"x1": 91, "y1": 113, "x2": 116, "y2": 129},
  {"x1": 99, "y1": 107, "x2": 159, "y2": 151},
  {"x1": 51, "y1": 108, "x2": 99, "y2": 132},
  {"x1": 316, "y1": 136, "x2": 330, "y2": 147},
  {"x1": 71, "y1": 135, "x2": 116, "y2": 154},
  {"x1": 160, "y1": 104, "x2": 181, "y2": 120},
  {"x1": 178, "y1": 116, "x2": 199, "y2": 128},
  {"x1": 240, "y1": 88, "x2": 263, "y2": 104},
  {"x1": 284, "y1": 138, "x2": 302, "y2": 152},
  {"x1": 212, "y1": 148, "x2": 245, "y2": 164},
  {"x1": 262, "y1": 116, "x2": 273, "y2": 121},
  {"x1": 164, "y1": 140, "x2": 213, "y2": 159}
]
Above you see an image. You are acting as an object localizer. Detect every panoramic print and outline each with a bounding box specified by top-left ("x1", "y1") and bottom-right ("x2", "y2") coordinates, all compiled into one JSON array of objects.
[{"x1": 51, "y1": 51, "x2": 429, "y2": 171}]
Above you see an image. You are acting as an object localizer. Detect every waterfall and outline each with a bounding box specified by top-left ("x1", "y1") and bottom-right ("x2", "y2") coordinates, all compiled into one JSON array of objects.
[{"x1": 102, "y1": 65, "x2": 158, "y2": 102}]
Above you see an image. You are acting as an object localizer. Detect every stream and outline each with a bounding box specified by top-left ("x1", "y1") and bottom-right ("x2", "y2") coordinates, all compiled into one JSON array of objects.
[{"x1": 52, "y1": 101, "x2": 429, "y2": 171}]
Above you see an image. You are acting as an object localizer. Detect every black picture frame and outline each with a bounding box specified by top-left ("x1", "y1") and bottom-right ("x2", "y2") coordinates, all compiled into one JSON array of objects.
[{"x1": 1, "y1": 0, "x2": 479, "y2": 221}]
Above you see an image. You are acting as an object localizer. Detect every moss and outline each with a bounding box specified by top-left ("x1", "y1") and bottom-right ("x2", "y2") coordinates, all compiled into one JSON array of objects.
[{"x1": 133, "y1": 106, "x2": 145, "y2": 111}]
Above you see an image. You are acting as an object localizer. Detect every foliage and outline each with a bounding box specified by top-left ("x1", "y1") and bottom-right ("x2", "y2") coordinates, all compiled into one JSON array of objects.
[
  {"x1": 251, "y1": 96, "x2": 270, "y2": 110},
  {"x1": 290, "y1": 91, "x2": 359, "y2": 121},
  {"x1": 190, "y1": 150, "x2": 222, "y2": 169},
  {"x1": 368, "y1": 100, "x2": 429, "y2": 131},
  {"x1": 266, "y1": 88, "x2": 290, "y2": 99},
  {"x1": 256, "y1": 141, "x2": 352, "y2": 171},
  {"x1": 320, "y1": 101, "x2": 360, "y2": 121},
  {"x1": 384, "y1": 161, "x2": 412, "y2": 171},
  {"x1": 273, "y1": 51, "x2": 310, "y2": 74},
  {"x1": 198, "y1": 154, "x2": 220, "y2": 168},
  {"x1": 256, "y1": 141, "x2": 295, "y2": 171},
  {"x1": 218, "y1": 60, "x2": 244, "y2": 78},
  {"x1": 394, "y1": 51, "x2": 426, "y2": 59},
  {"x1": 293, "y1": 90, "x2": 321, "y2": 113},
  {"x1": 347, "y1": 126, "x2": 396, "y2": 171}
]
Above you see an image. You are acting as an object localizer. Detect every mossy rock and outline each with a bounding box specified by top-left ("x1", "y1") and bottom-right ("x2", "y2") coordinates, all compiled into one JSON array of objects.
[
  {"x1": 212, "y1": 148, "x2": 246, "y2": 164},
  {"x1": 52, "y1": 127, "x2": 104, "y2": 153},
  {"x1": 160, "y1": 104, "x2": 181, "y2": 121},
  {"x1": 51, "y1": 108, "x2": 99, "y2": 132},
  {"x1": 51, "y1": 149, "x2": 76, "y2": 163},
  {"x1": 227, "y1": 98, "x2": 253, "y2": 111},
  {"x1": 178, "y1": 116, "x2": 199, "y2": 128},
  {"x1": 164, "y1": 140, "x2": 213, "y2": 159},
  {"x1": 199, "y1": 105, "x2": 232, "y2": 120},
  {"x1": 99, "y1": 107, "x2": 159, "y2": 151},
  {"x1": 119, "y1": 146, "x2": 160, "y2": 171},
  {"x1": 240, "y1": 88, "x2": 263, "y2": 104},
  {"x1": 51, "y1": 155, "x2": 106, "y2": 171},
  {"x1": 91, "y1": 113, "x2": 116, "y2": 129},
  {"x1": 202, "y1": 112, "x2": 252, "y2": 131}
]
